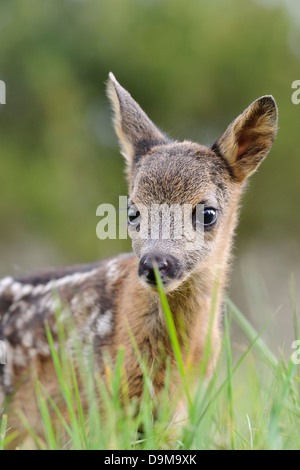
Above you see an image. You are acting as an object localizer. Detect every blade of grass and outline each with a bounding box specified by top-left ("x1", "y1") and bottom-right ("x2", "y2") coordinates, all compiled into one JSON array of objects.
[
  {"x1": 0, "y1": 414, "x2": 7, "y2": 450},
  {"x1": 188, "y1": 310, "x2": 276, "y2": 448},
  {"x1": 267, "y1": 357, "x2": 297, "y2": 449},
  {"x1": 38, "y1": 382, "x2": 74, "y2": 439},
  {"x1": 290, "y1": 274, "x2": 298, "y2": 341},
  {"x1": 153, "y1": 264, "x2": 192, "y2": 411},
  {"x1": 35, "y1": 379, "x2": 58, "y2": 450},
  {"x1": 224, "y1": 312, "x2": 235, "y2": 449},
  {"x1": 199, "y1": 275, "x2": 220, "y2": 378},
  {"x1": 69, "y1": 354, "x2": 89, "y2": 449},
  {"x1": 17, "y1": 411, "x2": 44, "y2": 450},
  {"x1": 45, "y1": 322, "x2": 84, "y2": 449},
  {"x1": 246, "y1": 413, "x2": 254, "y2": 449},
  {"x1": 226, "y1": 297, "x2": 278, "y2": 368}
]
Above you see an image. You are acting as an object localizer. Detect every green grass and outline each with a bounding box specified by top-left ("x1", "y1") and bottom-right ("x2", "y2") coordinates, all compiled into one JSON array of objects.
[{"x1": 2, "y1": 275, "x2": 300, "y2": 450}]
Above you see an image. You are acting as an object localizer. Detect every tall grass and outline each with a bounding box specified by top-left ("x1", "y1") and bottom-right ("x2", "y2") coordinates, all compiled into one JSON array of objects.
[{"x1": 2, "y1": 275, "x2": 300, "y2": 450}]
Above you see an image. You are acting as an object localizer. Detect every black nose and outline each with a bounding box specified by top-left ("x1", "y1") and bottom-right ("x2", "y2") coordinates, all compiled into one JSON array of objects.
[{"x1": 138, "y1": 254, "x2": 182, "y2": 285}]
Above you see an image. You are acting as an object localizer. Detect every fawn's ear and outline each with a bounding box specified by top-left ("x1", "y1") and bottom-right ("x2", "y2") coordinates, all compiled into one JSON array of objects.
[
  {"x1": 212, "y1": 96, "x2": 278, "y2": 181},
  {"x1": 107, "y1": 73, "x2": 169, "y2": 165}
]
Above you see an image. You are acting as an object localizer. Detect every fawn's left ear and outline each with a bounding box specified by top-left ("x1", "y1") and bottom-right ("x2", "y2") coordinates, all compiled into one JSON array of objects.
[
  {"x1": 212, "y1": 96, "x2": 278, "y2": 181},
  {"x1": 107, "y1": 73, "x2": 169, "y2": 166}
]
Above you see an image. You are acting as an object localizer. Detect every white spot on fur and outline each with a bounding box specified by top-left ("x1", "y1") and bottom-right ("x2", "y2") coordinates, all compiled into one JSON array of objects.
[
  {"x1": 106, "y1": 259, "x2": 121, "y2": 282},
  {"x1": 96, "y1": 310, "x2": 113, "y2": 337},
  {"x1": 22, "y1": 331, "x2": 33, "y2": 348},
  {"x1": 28, "y1": 348, "x2": 37, "y2": 359},
  {"x1": 0, "y1": 277, "x2": 13, "y2": 295},
  {"x1": 1, "y1": 269, "x2": 99, "y2": 302},
  {"x1": 13, "y1": 303, "x2": 36, "y2": 329},
  {"x1": 13, "y1": 345, "x2": 27, "y2": 367},
  {"x1": 35, "y1": 339, "x2": 50, "y2": 356},
  {"x1": 71, "y1": 290, "x2": 99, "y2": 312}
]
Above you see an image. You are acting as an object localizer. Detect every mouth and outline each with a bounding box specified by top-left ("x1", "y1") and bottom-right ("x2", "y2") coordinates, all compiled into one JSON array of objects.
[
  {"x1": 139, "y1": 275, "x2": 184, "y2": 292},
  {"x1": 143, "y1": 278, "x2": 167, "y2": 288},
  {"x1": 138, "y1": 275, "x2": 169, "y2": 290}
]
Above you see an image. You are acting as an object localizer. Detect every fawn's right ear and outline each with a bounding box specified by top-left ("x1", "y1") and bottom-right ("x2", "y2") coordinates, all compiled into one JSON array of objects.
[
  {"x1": 212, "y1": 96, "x2": 278, "y2": 181},
  {"x1": 107, "y1": 73, "x2": 169, "y2": 166}
]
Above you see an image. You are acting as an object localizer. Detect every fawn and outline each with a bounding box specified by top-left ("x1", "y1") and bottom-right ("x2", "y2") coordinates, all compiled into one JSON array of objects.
[{"x1": 0, "y1": 73, "x2": 278, "y2": 441}]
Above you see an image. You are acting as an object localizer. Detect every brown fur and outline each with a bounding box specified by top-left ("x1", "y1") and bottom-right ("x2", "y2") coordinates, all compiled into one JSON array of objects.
[{"x1": 0, "y1": 73, "x2": 278, "y2": 445}]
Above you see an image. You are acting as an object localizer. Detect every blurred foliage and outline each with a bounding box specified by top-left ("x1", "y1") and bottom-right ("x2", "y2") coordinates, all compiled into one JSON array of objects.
[{"x1": 0, "y1": 0, "x2": 299, "y2": 270}]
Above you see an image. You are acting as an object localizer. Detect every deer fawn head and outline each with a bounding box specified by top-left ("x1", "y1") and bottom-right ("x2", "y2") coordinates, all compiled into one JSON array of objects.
[{"x1": 107, "y1": 73, "x2": 278, "y2": 292}]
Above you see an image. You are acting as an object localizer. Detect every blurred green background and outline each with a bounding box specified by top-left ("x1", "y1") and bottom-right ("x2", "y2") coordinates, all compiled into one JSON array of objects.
[{"x1": 0, "y1": 0, "x2": 299, "y2": 348}]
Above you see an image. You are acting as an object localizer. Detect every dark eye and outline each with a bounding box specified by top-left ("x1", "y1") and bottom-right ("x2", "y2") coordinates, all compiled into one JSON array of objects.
[
  {"x1": 203, "y1": 208, "x2": 218, "y2": 226},
  {"x1": 193, "y1": 206, "x2": 218, "y2": 228},
  {"x1": 128, "y1": 205, "x2": 141, "y2": 226}
]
